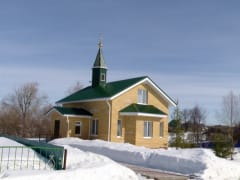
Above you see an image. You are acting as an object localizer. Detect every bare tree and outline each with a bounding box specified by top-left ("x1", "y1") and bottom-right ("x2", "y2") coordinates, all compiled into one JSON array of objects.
[
  {"x1": 217, "y1": 91, "x2": 240, "y2": 160},
  {"x1": 0, "y1": 82, "x2": 51, "y2": 138},
  {"x1": 65, "y1": 81, "x2": 83, "y2": 95},
  {"x1": 189, "y1": 105, "x2": 206, "y2": 145},
  {"x1": 182, "y1": 109, "x2": 190, "y2": 132}
]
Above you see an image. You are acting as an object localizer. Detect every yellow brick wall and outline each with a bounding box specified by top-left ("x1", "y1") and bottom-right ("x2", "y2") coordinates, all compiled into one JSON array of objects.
[
  {"x1": 135, "y1": 116, "x2": 168, "y2": 148},
  {"x1": 50, "y1": 81, "x2": 170, "y2": 148},
  {"x1": 111, "y1": 83, "x2": 169, "y2": 148},
  {"x1": 68, "y1": 117, "x2": 90, "y2": 139},
  {"x1": 50, "y1": 111, "x2": 68, "y2": 138},
  {"x1": 123, "y1": 116, "x2": 136, "y2": 144},
  {"x1": 49, "y1": 110, "x2": 91, "y2": 139},
  {"x1": 64, "y1": 101, "x2": 110, "y2": 141}
]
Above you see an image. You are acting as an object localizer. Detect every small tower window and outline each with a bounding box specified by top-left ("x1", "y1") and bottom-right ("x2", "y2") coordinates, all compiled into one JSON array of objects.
[{"x1": 101, "y1": 73, "x2": 105, "y2": 81}]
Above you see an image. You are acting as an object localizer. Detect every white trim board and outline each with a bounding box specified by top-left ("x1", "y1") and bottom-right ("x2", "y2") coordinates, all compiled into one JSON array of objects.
[{"x1": 120, "y1": 112, "x2": 167, "y2": 118}]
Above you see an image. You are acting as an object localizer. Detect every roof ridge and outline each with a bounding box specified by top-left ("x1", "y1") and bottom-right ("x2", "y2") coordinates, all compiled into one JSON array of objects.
[{"x1": 107, "y1": 76, "x2": 148, "y2": 84}]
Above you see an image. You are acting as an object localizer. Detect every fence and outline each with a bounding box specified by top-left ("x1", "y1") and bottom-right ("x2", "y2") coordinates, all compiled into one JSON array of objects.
[
  {"x1": 0, "y1": 146, "x2": 65, "y2": 172},
  {"x1": 0, "y1": 134, "x2": 66, "y2": 171}
]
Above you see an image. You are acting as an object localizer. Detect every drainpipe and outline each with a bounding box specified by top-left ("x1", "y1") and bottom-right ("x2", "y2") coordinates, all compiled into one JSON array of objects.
[
  {"x1": 66, "y1": 116, "x2": 70, "y2": 137},
  {"x1": 89, "y1": 119, "x2": 91, "y2": 139},
  {"x1": 106, "y1": 100, "x2": 111, "y2": 142}
]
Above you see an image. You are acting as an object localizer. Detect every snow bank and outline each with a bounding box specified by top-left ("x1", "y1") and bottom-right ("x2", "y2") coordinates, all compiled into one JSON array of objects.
[
  {"x1": 2, "y1": 145, "x2": 139, "y2": 180},
  {"x1": 0, "y1": 137, "x2": 24, "y2": 146},
  {"x1": 0, "y1": 137, "x2": 139, "y2": 180},
  {"x1": 50, "y1": 138, "x2": 205, "y2": 174},
  {"x1": 51, "y1": 138, "x2": 240, "y2": 180}
]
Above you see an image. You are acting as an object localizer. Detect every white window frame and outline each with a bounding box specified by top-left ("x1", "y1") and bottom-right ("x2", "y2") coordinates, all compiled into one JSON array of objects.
[
  {"x1": 75, "y1": 121, "x2": 82, "y2": 136},
  {"x1": 91, "y1": 119, "x2": 99, "y2": 136},
  {"x1": 144, "y1": 121, "x2": 152, "y2": 138},
  {"x1": 138, "y1": 89, "x2": 148, "y2": 104},
  {"x1": 160, "y1": 122, "x2": 164, "y2": 138},
  {"x1": 117, "y1": 119, "x2": 122, "y2": 137}
]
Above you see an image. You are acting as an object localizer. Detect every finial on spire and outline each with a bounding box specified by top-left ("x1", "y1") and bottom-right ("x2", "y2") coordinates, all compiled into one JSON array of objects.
[{"x1": 98, "y1": 33, "x2": 103, "y2": 48}]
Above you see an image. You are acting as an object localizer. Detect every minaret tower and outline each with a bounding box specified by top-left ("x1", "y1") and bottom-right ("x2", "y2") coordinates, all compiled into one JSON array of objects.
[{"x1": 92, "y1": 39, "x2": 107, "y2": 87}]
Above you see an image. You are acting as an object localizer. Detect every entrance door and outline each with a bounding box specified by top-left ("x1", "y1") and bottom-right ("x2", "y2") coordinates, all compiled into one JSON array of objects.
[{"x1": 54, "y1": 120, "x2": 60, "y2": 138}]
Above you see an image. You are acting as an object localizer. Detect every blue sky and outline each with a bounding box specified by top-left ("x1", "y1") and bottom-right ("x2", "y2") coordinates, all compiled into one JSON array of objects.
[{"x1": 1, "y1": 1, "x2": 240, "y2": 124}]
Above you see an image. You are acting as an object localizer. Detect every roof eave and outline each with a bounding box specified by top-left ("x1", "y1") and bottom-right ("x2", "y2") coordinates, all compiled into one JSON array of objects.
[
  {"x1": 110, "y1": 77, "x2": 147, "y2": 100},
  {"x1": 144, "y1": 78, "x2": 177, "y2": 107},
  {"x1": 63, "y1": 114, "x2": 92, "y2": 118},
  {"x1": 46, "y1": 108, "x2": 63, "y2": 117},
  {"x1": 119, "y1": 112, "x2": 167, "y2": 118},
  {"x1": 46, "y1": 108, "x2": 92, "y2": 118},
  {"x1": 57, "y1": 97, "x2": 111, "y2": 105}
]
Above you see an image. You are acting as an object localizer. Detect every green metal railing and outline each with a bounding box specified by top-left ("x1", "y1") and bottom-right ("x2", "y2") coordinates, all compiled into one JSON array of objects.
[
  {"x1": 0, "y1": 146, "x2": 64, "y2": 172},
  {"x1": 0, "y1": 134, "x2": 66, "y2": 171}
]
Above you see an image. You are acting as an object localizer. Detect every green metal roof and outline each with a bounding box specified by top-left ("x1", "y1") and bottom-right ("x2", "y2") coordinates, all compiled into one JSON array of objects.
[
  {"x1": 120, "y1": 103, "x2": 167, "y2": 115},
  {"x1": 53, "y1": 106, "x2": 92, "y2": 116},
  {"x1": 57, "y1": 76, "x2": 147, "y2": 103}
]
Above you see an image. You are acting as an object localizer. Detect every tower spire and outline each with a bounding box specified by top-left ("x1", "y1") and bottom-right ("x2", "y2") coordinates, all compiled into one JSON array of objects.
[
  {"x1": 98, "y1": 34, "x2": 103, "y2": 49},
  {"x1": 92, "y1": 37, "x2": 107, "y2": 87}
]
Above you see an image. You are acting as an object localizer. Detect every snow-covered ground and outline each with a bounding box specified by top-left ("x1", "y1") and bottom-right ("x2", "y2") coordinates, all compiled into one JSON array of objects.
[
  {"x1": 0, "y1": 137, "x2": 140, "y2": 180},
  {"x1": 51, "y1": 138, "x2": 240, "y2": 180},
  {"x1": 2, "y1": 137, "x2": 240, "y2": 180}
]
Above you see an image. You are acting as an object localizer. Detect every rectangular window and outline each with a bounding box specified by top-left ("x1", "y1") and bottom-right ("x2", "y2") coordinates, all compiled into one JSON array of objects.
[
  {"x1": 144, "y1": 121, "x2": 152, "y2": 137},
  {"x1": 117, "y1": 120, "x2": 122, "y2": 137},
  {"x1": 91, "y1": 119, "x2": 99, "y2": 136},
  {"x1": 160, "y1": 122, "x2": 164, "y2": 137},
  {"x1": 138, "y1": 89, "x2": 147, "y2": 104},
  {"x1": 75, "y1": 122, "x2": 81, "y2": 135},
  {"x1": 101, "y1": 73, "x2": 105, "y2": 81}
]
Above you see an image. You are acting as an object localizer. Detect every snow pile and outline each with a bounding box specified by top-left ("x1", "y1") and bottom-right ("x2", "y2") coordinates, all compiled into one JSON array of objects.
[
  {"x1": 0, "y1": 137, "x2": 139, "y2": 180},
  {"x1": 62, "y1": 145, "x2": 138, "y2": 179},
  {"x1": 51, "y1": 138, "x2": 240, "y2": 180},
  {"x1": 0, "y1": 137, "x2": 25, "y2": 146}
]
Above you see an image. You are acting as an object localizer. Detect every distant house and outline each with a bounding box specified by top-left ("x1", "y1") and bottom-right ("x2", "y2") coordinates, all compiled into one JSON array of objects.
[{"x1": 47, "y1": 41, "x2": 176, "y2": 148}]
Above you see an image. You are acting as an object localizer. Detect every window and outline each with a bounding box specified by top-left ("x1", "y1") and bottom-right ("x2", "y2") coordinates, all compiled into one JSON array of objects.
[
  {"x1": 144, "y1": 121, "x2": 152, "y2": 137},
  {"x1": 117, "y1": 120, "x2": 122, "y2": 137},
  {"x1": 138, "y1": 89, "x2": 147, "y2": 104},
  {"x1": 91, "y1": 119, "x2": 99, "y2": 135},
  {"x1": 160, "y1": 122, "x2": 164, "y2": 137},
  {"x1": 75, "y1": 122, "x2": 81, "y2": 135},
  {"x1": 101, "y1": 73, "x2": 105, "y2": 81}
]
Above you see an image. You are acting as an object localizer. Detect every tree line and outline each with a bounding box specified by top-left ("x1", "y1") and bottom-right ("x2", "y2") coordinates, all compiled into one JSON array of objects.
[
  {"x1": 170, "y1": 91, "x2": 240, "y2": 159},
  {"x1": 0, "y1": 82, "x2": 51, "y2": 138},
  {"x1": 170, "y1": 104, "x2": 206, "y2": 148},
  {"x1": 0, "y1": 81, "x2": 82, "y2": 139}
]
